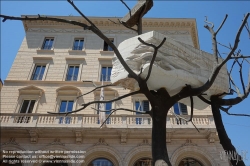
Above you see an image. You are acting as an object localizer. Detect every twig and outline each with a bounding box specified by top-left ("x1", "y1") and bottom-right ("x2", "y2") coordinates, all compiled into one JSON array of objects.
[
  {"x1": 204, "y1": 16, "x2": 214, "y2": 29},
  {"x1": 220, "y1": 106, "x2": 250, "y2": 117},
  {"x1": 77, "y1": 83, "x2": 114, "y2": 99},
  {"x1": 47, "y1": 90, "x2": 141, "y2": 115},
  {"x1": 120, "y1": 0, "x2": 131, "y2": 17},
  {"x1": 91, "y1": 107, "x2": 150, "y2": 128},
  {"x1": 137, "y1": 37, "x2": 166, "y2": 82},
  {"x1": 215, "y1": 14, "x2": 228, "y2": 35}
]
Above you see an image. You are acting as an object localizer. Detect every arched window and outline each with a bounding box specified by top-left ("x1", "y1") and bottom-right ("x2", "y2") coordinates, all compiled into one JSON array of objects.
[
  {"x1": 88, "y1": 158, "x2": 114, "y2": 166},
  {"x1": 178, "y1": 157, "x2": 203, "y2": 166},
  {"x1": 133, "y1": 158, "x2": 152, "y2": 166}
]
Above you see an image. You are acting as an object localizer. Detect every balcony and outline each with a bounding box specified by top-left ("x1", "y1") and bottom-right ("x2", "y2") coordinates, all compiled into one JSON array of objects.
[{"x1": 0, "y1": 113, "x2": 215, "y2": 129}]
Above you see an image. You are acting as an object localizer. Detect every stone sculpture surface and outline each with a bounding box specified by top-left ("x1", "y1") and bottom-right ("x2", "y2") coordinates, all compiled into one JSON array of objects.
[{"x1": 111, "y1": 31, "x2": 229, "y2": 109}]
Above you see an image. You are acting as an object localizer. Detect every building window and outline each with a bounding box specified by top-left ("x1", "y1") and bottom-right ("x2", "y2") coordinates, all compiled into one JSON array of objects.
[
  {"x1": 15, "y1": 100, "x2": 36, "y2": 123},
  {"x1": 42, "y1": 37, "x2": 54, "y2": 50},
  {"x1": 100, "y1": 66, "x2": 112, "y2": 81},
  {"x1": 20, "y1": 100, "x2": 36, "y2": 113},
  {"x1": 103, "y1": 38, "x2": 114, "y2": 51},
  {"x1": 66, "y1": 65, "x2": 79, "y2": 81},
  {"x1": 174, "y1": 102, "x2": 188, "y2": 115},
  {"x1": 97, "y1": 102, "x2": 112, "y2": 124},
  {"x1": 88, "y1": 158, "x2": 114, "y2": 166},
  {"x1": 73, "y1": 38, "x2": 84, "y2": 50},
  {"x1": 31, "y1": 65, "x2": 46, "y2": 80},
  {"x1": 59, "y1": 100, "x2": 74, "y2": 124},
  {"x1": 135, "y1": 100, "x2": 149, "y2": 124}
]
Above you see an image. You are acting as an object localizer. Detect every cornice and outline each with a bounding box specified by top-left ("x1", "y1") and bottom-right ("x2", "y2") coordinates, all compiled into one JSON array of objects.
[{"x1": 23, "y1": 16, "x2": 199, "y2": 49}]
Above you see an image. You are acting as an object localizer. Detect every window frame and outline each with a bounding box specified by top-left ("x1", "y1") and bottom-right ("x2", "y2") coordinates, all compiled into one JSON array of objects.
[
  {"x1": 65, "y1": 65, "x2": 80, "y2": 81},
  {"x1": 19, "y1": 100, "x2": 36, "y2": 114},
  {"x1": 100, "y1": 66, "x2": 112, "y2": 82},
  {"x1": 29, "y1": 57, "x2": 52, "y2": 81},
  {"x1": 41, "y1": 37, "x2": 54, "y2": 50},
  {"x1": 132, "y1": 96, "x2": 151, "y2": 125},
  {"x1": 173, "y1": 102, "x2": 188, "y2": 115},
  {"x1": 15, "y1": 95, "x2": 40, "y2": 114},
  {"x1": 31, "y1": 64, "x2": 46, "y2": 80},
  {"x1": 72, "y1": 38, "x2": 84, "y2": 50},
  {"x1": 103, "y1": 38, "x2": 114, "y2": 51},
  {"x1": 64, "y1": 58, "x2": 85, "y2": 81}
]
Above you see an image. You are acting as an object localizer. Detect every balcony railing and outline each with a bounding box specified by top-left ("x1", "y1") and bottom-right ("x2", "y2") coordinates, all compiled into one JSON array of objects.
[{"x1": 0, "y1": 113, "x2": 215, "y2": 129}]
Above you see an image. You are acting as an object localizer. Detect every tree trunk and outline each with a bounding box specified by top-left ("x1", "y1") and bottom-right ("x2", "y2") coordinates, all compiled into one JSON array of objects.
[
  {"x1": 149, "y1": 88, "x2": 173, "y2": 166},
  {"x1": 211, "y1": 97, "x2": 246, "y2": 166}
]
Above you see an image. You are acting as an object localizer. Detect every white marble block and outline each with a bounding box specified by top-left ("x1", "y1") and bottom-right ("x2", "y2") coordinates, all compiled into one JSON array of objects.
[{"x1": 111, "y1": 31, "x2": 229, "y2": 109}]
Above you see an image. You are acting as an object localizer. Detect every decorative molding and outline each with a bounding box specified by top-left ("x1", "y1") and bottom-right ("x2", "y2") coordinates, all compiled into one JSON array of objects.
[
  {"x1": 75, "y1": 131, "x2": 82, "y2": 144},
  {"x1": 137, "y1": 139, "x2": 151, "y2": 146},
  {"x1": 24, "y1": 17, "x2": 199, "y2": 48},
  {"x1": 29, "y1": 130, "x2": 38, "y2": 144},
  {"x1": 65, "y1": 57, "x2": 85, "y2": 61},
  {"x1": 93, "y1": 138, "x2": 109, "y2": 146},
  {"x1": 32, "y1": 56, "x2": 53, "y2": 60},
  {"x1": 119, "y1": 130, "x2": 128, "y2": 144},
  {"x1": 48, "y1": 138, "x2": 65, "y2": 146},
  {"x1": 1, "y1": 138, "x2": 19, "y2": 146},
  {"x1": 207, "y1": 132, "x2": 216, "y2": 144},
  {"x1": 166, "y1": 132, "x2": 172, "y2": 143},
  {"x1": 181, "y1": 139, "x2": 197, "y2": 147}
]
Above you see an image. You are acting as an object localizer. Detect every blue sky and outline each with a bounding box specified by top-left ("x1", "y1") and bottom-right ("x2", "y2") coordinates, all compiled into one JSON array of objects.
[{"x1": 1, "y1": 1, "x2": 250, "y2": 164}]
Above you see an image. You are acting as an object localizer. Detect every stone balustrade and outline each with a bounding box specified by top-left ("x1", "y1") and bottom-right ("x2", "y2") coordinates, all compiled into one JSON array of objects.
[{"x1": 0, "y1": 113, "x2": 215, "y2": 129}]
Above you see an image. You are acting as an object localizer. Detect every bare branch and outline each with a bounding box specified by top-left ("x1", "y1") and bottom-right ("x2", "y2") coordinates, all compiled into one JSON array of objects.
[
  {"x1": 91, "y1": 107, "x2": 150, "y2": 128},
  {"x1": 48, "y1": 90, "x2": 141, "y2": 115},
  {"x1": 67, "y1": 0, "x2": 98, "y2": 29},
  {"x1": 204, "y1": 16, "x2": 214, "y2": 29},
  {"x1": 244, "y1": 14, "x2": 250, "y2": 38},
  {"x1": 170, "y1": 110, "x2": 199, "y2": 133},
  {"x1": 137, "y1": 37, "x2": 166, "y2": 82},
  {"x1": 91, "y1": 107, "x2": 149, "y2": 114},
  {"x1": 215, "y1": 14, "x2": 228, "y2": 35},
  {"x1": 0, "y1": 14, "x2": 90, "y2": 28},
  {"x1": 66, "y1": 0, "x2": 138, "y2": 79},
  {"x1": 176, "y1": 13, "x2": 250, "y2": 100},
  {"x1": 198, "y1": 95, "x2": 211, "y2": 105},
  {"x1": 120, "y1": 0, "x2": 131, "y2": 17},
  {"x1": 81, "y1": 90, "x2": 141, "y2": 106},
  {"x1": 77, "y1": 83, "x2": 114, "y2": 99},
  {"x1": 170, "y1": 93, "x2": 199, "y2": 132},
  {"x1": 220, "y1": 106, "x2": 250, "y2": 117}
]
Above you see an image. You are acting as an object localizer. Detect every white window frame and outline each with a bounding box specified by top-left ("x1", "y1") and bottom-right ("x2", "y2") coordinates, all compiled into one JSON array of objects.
[
  {"x1": 65, "y1": 65, "x2": 80, "y2": 81},
  {"x1": 72, "y1": 38, "x2": 85, "y2": 50},
  {"x1": 63, "y1": 58, "x2": 84, "y2": 81},
  {"x1": 30, "y1": 64, "x2": 47, "y2": 81},
  {"x1": 15, "y1": 95, "x2": 40, "y2": 114},
  {"x1": 28, "y1": 57, "x2": 52, "y2": 81},
  {"x1": 41, "y1": 37, "x2": 54, "y2": 50},
  {"x1": 55, "y1": 96, "x2": 77, "y2": 114}
]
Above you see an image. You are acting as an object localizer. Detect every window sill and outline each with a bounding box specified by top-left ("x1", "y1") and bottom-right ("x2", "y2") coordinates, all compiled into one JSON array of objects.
[
  {"x1": 36, "y1": 49, "x2": 54, "y2": 54},
  {"x1": 68, "y1": 50, "x2": 86, "y2": 55}
]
